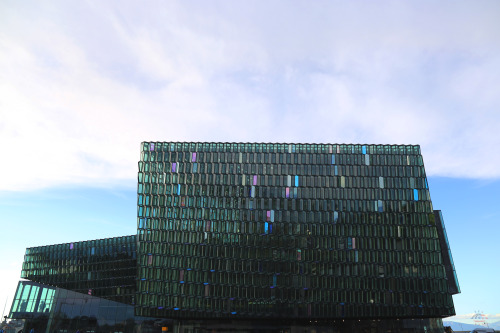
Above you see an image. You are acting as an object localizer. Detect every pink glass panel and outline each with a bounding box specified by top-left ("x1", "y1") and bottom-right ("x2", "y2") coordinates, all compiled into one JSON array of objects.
[
  {"x1": 192, "y1": 152, "x2": 196, "y2": 162},
  {"x1": 172, "y1": 163, "x2": 176, "y2": 172},
  {"x1": 286, "y1": 187, "x2": 290, "y2": 198},
  {"x1": 253, "y1": 175, "x2": 257, "y2": 185}
]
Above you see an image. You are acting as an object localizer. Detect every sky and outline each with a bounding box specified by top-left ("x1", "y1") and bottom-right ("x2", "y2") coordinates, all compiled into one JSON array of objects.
[{"x1": 1, "y1": 0, "x2": 499, "y2": 324}]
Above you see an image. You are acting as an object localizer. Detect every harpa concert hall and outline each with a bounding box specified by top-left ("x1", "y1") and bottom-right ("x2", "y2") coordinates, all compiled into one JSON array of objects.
[{"x1": 9, "y1": 142, "x2": 460, "y2": 333}]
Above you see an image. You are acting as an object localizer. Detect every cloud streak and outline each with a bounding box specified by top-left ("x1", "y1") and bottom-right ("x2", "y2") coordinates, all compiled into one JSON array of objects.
[{"x1": 1, "y1": 1, "x2": 500, "y2": 191}]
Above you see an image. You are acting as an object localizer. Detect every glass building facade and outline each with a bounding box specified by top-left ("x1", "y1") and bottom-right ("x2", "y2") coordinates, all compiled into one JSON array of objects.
[
  {"x1": 8, "y1": 280, "x2": 445, "y2": 333},
  {"x1": 21, "y1": 235, "x2": 137, "y2": 305},
  {"x1": 9, "y1": 281, "x2": 164, "y2": 333},
  {"x1": 9, "y1": 142, "x2": 460, "y2": 333},
  {"x1": 136, "y1": 142, "x2": 459, "y2": 321}
]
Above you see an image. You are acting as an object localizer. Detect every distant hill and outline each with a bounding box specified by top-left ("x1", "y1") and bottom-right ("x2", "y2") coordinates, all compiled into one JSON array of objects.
[
  {"x1": 490, "y1": 321, "x2": 500, "y2": 330},
  {"x1": 443, "y1": 320, "x2": 497, "y2": 331}
]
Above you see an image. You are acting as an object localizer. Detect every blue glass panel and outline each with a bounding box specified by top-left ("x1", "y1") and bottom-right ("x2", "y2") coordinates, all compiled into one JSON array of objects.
[{"x1": 413, "y1": 189, "x2": 419, "y2": 201}]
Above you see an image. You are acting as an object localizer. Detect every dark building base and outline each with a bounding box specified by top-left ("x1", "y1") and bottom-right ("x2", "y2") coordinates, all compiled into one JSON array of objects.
[
  {"x1": 10, "y1": 281, "x2": 445, "y2": 333},
  {"x1": 21, "y1": 317, "x2": 444, "y2": 333},
  {"x1": 167, "y1": 318, "x2": 444, "y2": 333}
]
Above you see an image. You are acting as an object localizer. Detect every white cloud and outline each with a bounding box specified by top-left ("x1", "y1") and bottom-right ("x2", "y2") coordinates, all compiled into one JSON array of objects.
[{"x1": 1, "y1": 1, "x2": 500, "y2": 191}]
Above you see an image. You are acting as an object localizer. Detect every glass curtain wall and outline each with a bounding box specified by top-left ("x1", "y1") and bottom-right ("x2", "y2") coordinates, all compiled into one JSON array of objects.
[
  {"x1": 21, "y1": 235, "x2": 137, "y2": 305},
  {"x1": 136, "y1": 142, "x2": 456, "y2": 320}
]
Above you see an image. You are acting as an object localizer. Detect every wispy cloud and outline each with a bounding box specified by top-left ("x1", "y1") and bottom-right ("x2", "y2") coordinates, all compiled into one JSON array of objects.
[{"x1": 1, "y1": 1, "x2": 500, "y2": 191}]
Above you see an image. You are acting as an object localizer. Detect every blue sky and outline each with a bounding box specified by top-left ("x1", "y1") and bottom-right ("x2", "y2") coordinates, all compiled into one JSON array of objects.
[{"x1": 1, "y1": 0, "x2": 500, "y2": 324}]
